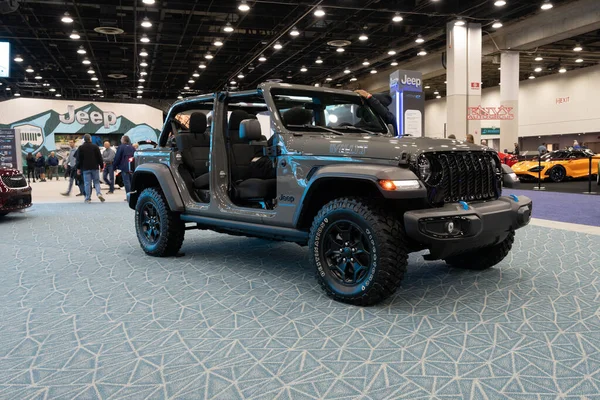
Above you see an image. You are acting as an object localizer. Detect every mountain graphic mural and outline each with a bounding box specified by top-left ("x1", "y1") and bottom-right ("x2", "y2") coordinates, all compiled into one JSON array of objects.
[{"x1": 0, "y1": 103, "x2": 161, "y2": 156}]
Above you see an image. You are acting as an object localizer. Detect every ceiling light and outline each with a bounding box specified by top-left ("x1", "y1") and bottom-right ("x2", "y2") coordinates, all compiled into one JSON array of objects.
[
  {"x1": 77, "y1": 46, "x2": 86, "y2": 55},
  {"x1": 96, "y1": 84, "x2": 100, "y2": 88},
  {"x1": 424, "y1": 85, "x2": 430, "y2": 89},
  {"x1": 314, "y1": 83, "x2": 320, "y2": 87},
  {"x1": 55, "y1": 93, "x2": 62, "y2": 97},
  {"x1": 139, "y1": 49, "x2": 149, "y2": 57},
  {"x1": 444, "y1": 80, "x2": 447, "y2": 84},
  {"x1": 388, "y1": 50, "x2": 397, "y2": 55},
  {"x1": 70, "y1": 30, "x2": 80, "y2": 40},
  {"x1": 14, "y1": 55, "x2": 23, "y2": 63},
  {"x1": 82, "y1": 58, "x2": 91, "y2": 65},
  {"x1": 325, "y1": 77, "x2": 333, "y2": 82},
  {"x1": 14, "y1": 93, "x2": 21, "y2": 97},
  {"x1": 199, "y1": 63, "x2": 207, "y2": 69},
  {"x1": 391, "y1": 61, "x2": 398, "y2": 66},
  {"x1": 137, "y1": 95, "x2": 142, "y2": 99},
  {"x1": 205, "y1": 52, "x2": 213, "y2": 60},
  {"x1": 61, "y1": 12, "x2": 74, "y2": 23},
  {"x1": 230, "y1": 80, "x2": 237, "y2": 85},
  {"x1": 541, "y1": 1, "x2": 553, "y2": 10},
  {"x1": 214, "y1": 39, "x2": 224, "y2": 47},
  {"x1": 142, "y1": 0, "x2": 155, "y2": 4},
  {"x1": 140, "y1": 61, "x2": 148, "y2": 67},
  {"x1": 343, "y1": 69, "x2": 351, "y2": 74},
  {"x1": 177, "y1": 95, "x2": 183, "y2": 100},
  {"x1": 300, "y1": 66, "x2": 307, "y2": 72},
  {"x1": 137, "y1": 85, "x2": 144, "y2": 89},
  {"x1": 137, "y1": 90, "x2": 143, "y2": 94},
  {"x1": 273, "y1": 42, "x2": 283, "y2": 50},
  {"x1": 188, "y1": 79, "x2": 195, "y2": 83},
  {"x1": 258, "y1": 55, "x2": 267, "y2": 62},
  {"x1": 238, "y1": 1, "x2": 250, "y2": 12},
  {"x1": 529, "y1": 74, "x2": 536, "y2": 79},
  {"x1": 315, "y1": 57, "x2": 323, "y2": 64},
  {"x1": 224, "y1": 23, "x2": 234, "y2": 33},
  {"x1": 434, "y1": 90, "x2": 439, "y2": 95},
  {"x1": 350, "y1": 77, "x2": 358, "y2": 82},
  {"x1": 559, "y1": 67, "x2": 567, "y2": 73},
  {"x1": 91, "y1": 76, "x2": 98, "y2": 81},
  {"x1": 139, "y1": 78, "x2": 146, "y2": 82},
  {"x1": 34, "y1": 75, "x2": 42, "y2": 80},
  {"x1": 494, "y1": 0, "x2": 506, "y2": 6},
  {"x1": 370, "y1": 69, "x2": 377, "y2": 74},
  {"x1": 238, "y1": 73, "x2": 245, "y2": 79},
  {"x1": 49, "y1": 88, "x2": 56, "y2": 92},
  {"x1": 140, "y1": 34, "x2": 150, "y2": 43},
  {"x1": 314, "y1": 7, "x2": 325, "y2": 17},
  {"x1": 5, "y1": 87, "x2": 10, "y2": 90},
  {"x1": 392, "y1": 13, "x2": 403, "y2": 22},
  {"x1": 492, "y1": 21, "x2": 503, "y2": 29},
  {"x1": 454, "y1": 18, "x2": 466, "y2": 26},
  {"x1": 534, "y1": 66, "x2": 543, "y2": 72},
  {"x1": 87, "y1": 68, "x2": 95, "y2": 74},
  {"x1": 359, "y1": 33, "x2": 368, "y2": 41},
  {"x1": 190, "y1": 72, "x2": 199, "y2": 78},
  {"x1": 535, "y1": 56, "x2": 543, "y2": 61},
  {"x1": 436, "y1": 95, "x2": 442, "y2": 99},
  {"x1": 183, "y1": 86, "x2": 190, "y2": 90},
  {"x1": 362, "y1": 59, "x2": 370, "y2": 66},
  {"x1": 43, "y1": 81, "x2": 50, "y2": 87},
  {"x1": 336, "y1": 48, "x2": 345, "y2": 53},
  {"x1": 25, "y1": 66, "x2": 34, "y2": 73},
  {"x1": 140, "y1": 70, "x2": 148, "y2": 76},
  {"x1": 97, "y1": 89, "x2": 103, "y2": 92},
  {"x1": 573, "y1": 44, "x2": 582, "y2": 52},
  {"x1": 290, "y1": 27, "x2": 300, "y2": 37},
  {"x1": 576, "y1": 58, "x2": 584, "y2": 63},
  {"x1": 141, "y1": 17, "x2": 152, "y2": 28},
  {"x1": 415, "y1": 35, "x2": 425, "y2": 44},
  {"x1": 498, "y1": 67, "x2": 501, "y2": 70},
  {"x1": 417, "y1": 50, "x2": 428, "y2": 56}
]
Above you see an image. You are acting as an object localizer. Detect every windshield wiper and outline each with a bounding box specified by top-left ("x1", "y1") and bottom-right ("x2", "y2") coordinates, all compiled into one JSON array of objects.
[
  {"x1": 287, "y1": 124, "x2": 345, "y2": 136},
  {"x1": 333, "y1": 125, "x2": 382, "y2": 136}
]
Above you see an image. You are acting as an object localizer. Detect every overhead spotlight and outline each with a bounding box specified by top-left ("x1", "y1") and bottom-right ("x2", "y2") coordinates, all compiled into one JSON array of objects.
[
  {"x1": 300, "y1": 66, "x2": 308, "y2": 72},
  {"x1": 183, "y1": 86, "x2": 190, "y2": 90},
  {"x1": 391, "y1": 61, "x2": 399, "y2": 66},
  {"x1": 43, "y1": 81, "x2": 50, "y2": 87},
  {"x1": 139, "y1": 49, "x2": 149, "y2": 57},
  {"x1": 336, "y1": 48, "x2": 345, "y2": 53},
  {"x1": 205, "y1": 52, "x2": 214, "y2": 60},
  {"x1": 494, "y1": 0, "x2": 506, "y2": 6},
  {"x1": 177, "y1": 95, "x2": 183, "y2": 100},
  {"x1": 141, "y1": 17, "x2": 152, "y2": 28},
  {"x1": 193, "y1": 72, "x2": 200, "y2": 77},
  {"x1": 559, "y1": 67, "x2": 567, "y2": 73},
  {"x1": 140, "y1": 34, "x2": 150, "y2": 43},
  {"x1": 139, "y1": 71, "x2": 147, "y2": 76},
  {"x1": 140, "y1": 61, "x2": 148, "y2": 67},
  {"x1": 498, "y1": 67, "x2": 501, "y2": 70},
  {"x1": 214, "y1": 39, "x2": 224, "y2": 47},
  {"x1": 199, "y1": 63, "x2": 207, "y2": 69},
  {"x1": 314, "y1": 83, "x2": 320, "y2": 87},
  {"x1": 14, "y1": 55, "x2": 23, "y2": 63},
  {"x1": 136, "y1": 95, "x2": 142, "y2": 99},
  {"x1": 314, "y1": 7, "x2": 325, "y2": 17},
  {"x1": 388, "y1": 50, "x2": 397, "y2": 55},
  {"x1": 350, "y1": 77, "x2": 358, "y2": 82},
  {"x1": 392, "y1": 13, "x2": 403, "y2": 22},
  {"x1": 417, "y1": 50, "x2": 428, "y2": 56},
  {"x1": 573, "y1": 44, "x2": 583, "y2": 52},
  {"x1": 370, "y1": 69, "x2": 377, "y2": 74},
  {"x1": 576, "y1": 58, "x2": 584, "y2": 63},
  {"x1": 49, "y1": 88, "x2": 56, "y2": 92},
  {"x1": 87, "y1": 68, "x2": 95, "y2": 74},
  {"x1": 434, "y1": 90, "x2": 439, "y2": 95},
  {"x1": 5, "y1": 87, "x2": 10, "y2": 90},
  {"x1": 55, "y1": 93, "x2": 62, "y2": 97},
  {"x1": 492, "y1": 21, "x2": 503, "y2": 29},
  {"x1": 25, "y1": 66, "x2": 34, "y2": 73},
  {"x1": 534, "y1": 66, "x2": 543, "y2": 72},
  {"x1": 424, "y1": 85, "x2": 431, "y2": 89},
  {"x1": 273, "y1": 42, "x2": 283, "y2": 50},
  {"x1": 230, "y1": 80, "x2": 237, "y2": 85},
  {"x1": 290, "y1": 27, "x2": 300, "y2": 37},
  {"x1": 415, "y1": 35, "x2": 425, "y2": 44},
  {"x1": 535, "y1": 56, "x2": 543, "y2": 61},
  {"x1": 77, "y1": 46, "x2": 86, "y2": 55},
  {"x1": 142, "y1": 0, "x2": 155, "y2": 4},
  {"x1": 137, "y1": 85, "x2": 144, "y2": 89},
  {"x1": 454, "y1": 18, "x2": 466, "y2": 26},
  {"x1": 61, "y1": 12, "x2": 74, "y2": 23},
  {"x1": 362, "y1": 59, "x2": 370, "y2": 66},
  {"x1": 343, "y1": 69, "x2": 351, "y2": 74},
  {"x1": 315, "y1": 57, "x2": 323, "y2": 64},
  {"x1": 96, "y1": 84, "x2": 100, "y2": 88},
  {"x1": 97, "y1": 89, "x2": 103, "y2": 93},
  {"x1": 34, "y1": 75, "x2": 42, "y2": 80},
  {"x1": 14, "y1": 92, "x2": 21, "y2": 97},
  {"x1": 238, "y1": 0, "x2": 250, "y2": 12},
  {"x1": 436, "y1": 95, "x2": 442, "y2": 99},
  {"x1": 91, "y1": 76, "x2": 98, "y2": 81},
  {"x1": 70, "y1": 30, "x2": 81, "y2": 40},
  {"x1": 188, "y1": 79, "x2": 195, "y2": 83},
  {"x1": 224, "y1": 23, "x2": 234, "y2": 33},
  {"x1": 82, "y1": 58, "x2": 91, "y2": 65},
  {"x1": 541, "y1": 1, "x2": 553, "y2": 10},
  {"x1": 325, "y1": 76, "x2": 333, "y2": 81},
  {"x1": 238, "y1": 73, "x2": 245, "y2": 79},
  {"x1": 139, "y1": 78, "x2": 146, "y2": 82},
  {"x1": 359, "y1": 33, "x2": 369, "y2": 41},
  {"x1": 529, "y1": 74, "x2": 536, "y2": 79}
]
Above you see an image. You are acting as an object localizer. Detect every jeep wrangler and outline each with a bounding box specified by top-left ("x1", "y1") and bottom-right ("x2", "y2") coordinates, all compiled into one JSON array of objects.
[{"x1": 128, "y1": 83, "x2": 532, "y2": 306}]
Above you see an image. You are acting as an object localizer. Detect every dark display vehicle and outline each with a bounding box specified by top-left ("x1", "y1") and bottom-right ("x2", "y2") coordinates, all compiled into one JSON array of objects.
[
  {"x1": 128, "y1": 83, "x2": 532, "y2": 306},
  {"x1": 0, "y1": 167, "x2": 32, "y2": 217}
]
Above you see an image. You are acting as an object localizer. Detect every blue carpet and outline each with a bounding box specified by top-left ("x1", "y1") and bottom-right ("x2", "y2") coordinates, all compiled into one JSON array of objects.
[
  {"x1": 508, "y1": 189, "x2": 600, "y2": 227},
  {"x1": 0, "y1": 203, "x2": 599, "y2": 399}
]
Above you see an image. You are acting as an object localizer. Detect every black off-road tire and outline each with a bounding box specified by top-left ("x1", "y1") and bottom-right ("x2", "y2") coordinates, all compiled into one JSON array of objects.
[
  {"x1": 308, "y1": 197, "x2": 408, "y2": 306},
  {"x1": 549, "y1": 165, "x2": 567, "y2": 183},
  {"x1": 445, "y1": 231, "x2": 515, "y2": 270},
  {"x1": 135, "y1": 187, "x2": 185, "y2": 257}
]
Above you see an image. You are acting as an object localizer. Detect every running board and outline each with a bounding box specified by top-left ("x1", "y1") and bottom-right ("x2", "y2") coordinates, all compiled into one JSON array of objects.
[{"x1": 180, "y1": 214, "x2": 309, "y2": 244}]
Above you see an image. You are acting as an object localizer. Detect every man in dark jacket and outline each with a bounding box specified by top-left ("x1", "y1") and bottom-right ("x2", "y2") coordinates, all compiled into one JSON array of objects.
[
  {"x1": 35, "y1": 152, "x2": 47, "y2": 182},
  {"x1": 25, "y1": 153, "x2": 36, "y2": 183},
  {"x1": 113, "y1": 135, "x2": 136, "y2": 200},
  {"x1": 76, "y1": 134, "x2": 105, "y2": 203},
  {"x1": 355, "y1": 90, "x2": 397, "y2": 135},
  {"x1": 47, "y1": 151, "x2": 59, "y2": 181}
]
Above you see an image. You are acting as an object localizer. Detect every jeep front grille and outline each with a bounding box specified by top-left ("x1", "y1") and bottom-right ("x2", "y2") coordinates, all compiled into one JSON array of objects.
[
  {"x1": 1, "y1": 175, "x2": 27, "y2": 189},
  {"x1": 421, "y1": 152, "x2": 501, "y2": 206}
]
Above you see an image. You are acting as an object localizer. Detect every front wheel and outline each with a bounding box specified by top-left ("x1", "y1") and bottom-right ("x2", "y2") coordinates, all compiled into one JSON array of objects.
[
  {"x1": 445, "y1": 231, "x2": 515, "y2": 270},
  {"x1": 135, "y1": 187, "x2": 185, "y2": 257},
  {"x1": 549, "y1": 165, "x2": 566, "y2": 182},
  {"x1": 308, "y1": 198, "x2": 408, "y2": 306}
]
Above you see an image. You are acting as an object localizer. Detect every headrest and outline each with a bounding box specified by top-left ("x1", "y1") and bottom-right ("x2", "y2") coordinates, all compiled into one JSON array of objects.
[
  {"x1": 189, "y1": 112, "x2": 207, "y2": 134},
  {"x1": 282, "y1": 107, "x2": 313, "y2": 126},
  {"x1": 373, "y1": 93, "x2": 392, "y2": 107},
  {"x1": 239, "y1": 119, "x2": 262, "y2": 141},
  {"x1": 229, "y1": 110, "x2": 248, "y2": 131}
]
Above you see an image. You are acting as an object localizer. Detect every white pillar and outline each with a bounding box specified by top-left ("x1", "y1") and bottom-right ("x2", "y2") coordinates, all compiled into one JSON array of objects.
[
  {"x1": 500, "y1": 52, "x2": 519, "y2": 153},
  {"x1": 446, "y1": 22, "x2": 482, "y2": 141}
]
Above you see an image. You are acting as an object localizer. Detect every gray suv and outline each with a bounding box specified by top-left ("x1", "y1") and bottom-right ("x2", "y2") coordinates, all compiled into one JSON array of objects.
[{"x1": 128, "y1": 83, "x2": 532, "y2": 306}]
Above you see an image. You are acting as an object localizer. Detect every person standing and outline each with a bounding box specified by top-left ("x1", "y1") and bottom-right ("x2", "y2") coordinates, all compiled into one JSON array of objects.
[
  {"x1": 466, "y1": 134, "x2": 475, "y2": 144},
  {"x1": 113, "y1": 135, "x2": 136, "y2": 201},
  {"x1": 102, "y1": 140, "x2": 116, "y2": 194},
  {"x1": 76, "y1": 134, "x2": 105, "y2": 204},
  {"x1": 514, "y1": 142, "x2": 520, "y2": 155},
  {"x1": 47, "y1": 152, "x2": 59, "y2": 181},
  {"x1": 573, "y1": 140, "x2": 581, "y2": 150},
  {"x1": 35, "y1": 152, "x2": 47, "y2": 182},
  {"x1": 537, "y1": 142, "x2": 547, "y2": 155},
  {"x1": 61, "y1": 140, "x2": 84, "y2": 196},
  {"x1": 25, "y1": 153, "x2": 36, "y2": 183}
]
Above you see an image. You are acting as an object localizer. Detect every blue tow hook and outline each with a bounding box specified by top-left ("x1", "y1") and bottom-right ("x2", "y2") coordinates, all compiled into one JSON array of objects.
[
  {"x1": 458, "y1": 201, "x2": 469, "y2": 210},
  {"x1": 510, "y1": 194, "x2": 519, "y2": 202}
]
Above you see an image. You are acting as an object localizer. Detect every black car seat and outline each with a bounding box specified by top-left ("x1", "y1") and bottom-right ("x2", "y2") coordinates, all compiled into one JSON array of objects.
[
  {"x1": 282, "y1": 107, "x2": 313, "y2": 126},
  {"x1": 175, "y1": 112, "x2": 210, "y2": 189},
  {"x1": 228, "y1": 110, "x2": 262, "y2": 183}
]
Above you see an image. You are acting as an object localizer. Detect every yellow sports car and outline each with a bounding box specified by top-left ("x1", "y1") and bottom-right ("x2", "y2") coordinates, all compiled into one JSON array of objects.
[{"x1": 512, "y1": 149, "x2": 600, "y2": 182}]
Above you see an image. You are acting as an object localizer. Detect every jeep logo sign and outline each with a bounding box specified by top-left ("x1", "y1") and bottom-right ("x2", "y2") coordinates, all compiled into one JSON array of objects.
[
  {"x1": 390, "y1": 69, "x2": 423, "y2": 93},
  {"x1": 401, "y1": 75, "x2": 421, "y2": 88},
  {"x1": 59, "y1": 105, "x2": 117, "y2": 129}
]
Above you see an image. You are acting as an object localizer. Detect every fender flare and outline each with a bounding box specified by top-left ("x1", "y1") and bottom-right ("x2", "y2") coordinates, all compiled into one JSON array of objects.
[{"x1": 130, "y1": 164, "x2": 185, "y2": 212}]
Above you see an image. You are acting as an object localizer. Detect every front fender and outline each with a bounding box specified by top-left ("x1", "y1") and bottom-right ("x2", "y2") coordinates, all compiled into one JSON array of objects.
[{"x1": 130, "y1": 164, "x2": 185, "y2": 212}]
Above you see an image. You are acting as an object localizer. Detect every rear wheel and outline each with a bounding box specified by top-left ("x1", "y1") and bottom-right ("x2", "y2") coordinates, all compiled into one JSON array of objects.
[
  {"x1": 135, "y1": 187, "x2": 185, "y2": 257},
  {"x1": 309, "y1": 198, "x2": 408, "y2": 306},
  {"x1": 445, "y1": 231, "x2": 515, "y2": 270},
  {"x1": 549, "y1": 165, "x2": 566, "y2": 182}
]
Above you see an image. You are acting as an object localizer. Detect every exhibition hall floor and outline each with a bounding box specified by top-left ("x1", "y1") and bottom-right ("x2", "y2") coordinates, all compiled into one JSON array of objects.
[{"x1": 0, "y1": 187, "x2": 599, "y2": 399}]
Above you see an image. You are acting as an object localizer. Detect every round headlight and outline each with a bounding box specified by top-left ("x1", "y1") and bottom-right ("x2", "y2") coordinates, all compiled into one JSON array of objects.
[{"x1": 418, "y1": 156, "x2": 432, "y2": 182}]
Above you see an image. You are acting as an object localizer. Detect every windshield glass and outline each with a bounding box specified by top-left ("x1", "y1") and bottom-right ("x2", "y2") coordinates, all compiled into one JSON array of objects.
[{"x1": 270, "y1": 88, "x2": 387, "y2": 134}]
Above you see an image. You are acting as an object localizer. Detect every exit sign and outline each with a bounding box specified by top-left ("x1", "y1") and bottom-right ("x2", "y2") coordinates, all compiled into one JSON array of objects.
[{"x1": 482, "y1": 128, "x2": 500, "y2": 135}]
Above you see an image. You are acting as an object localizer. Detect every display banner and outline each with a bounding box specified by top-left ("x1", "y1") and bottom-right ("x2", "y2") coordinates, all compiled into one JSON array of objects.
[
  {"x1": 0, "y1": 128, "x2": 18, "y2": 169},
  {"x1": 390, "y1": 70, "x2": 424, "y2": 137}
]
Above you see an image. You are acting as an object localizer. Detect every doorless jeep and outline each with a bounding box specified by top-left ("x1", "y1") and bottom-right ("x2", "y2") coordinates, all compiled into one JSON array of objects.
[{"x1": 129, "y1": 83, "x2": 532, "y2": 306}]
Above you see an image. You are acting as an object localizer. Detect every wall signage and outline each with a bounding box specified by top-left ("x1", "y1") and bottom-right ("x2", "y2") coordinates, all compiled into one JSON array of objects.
[
  {"x1": 482, "y1": 127, "x2": 500, "y2": 135},
  {"x1": 0, "y1": 129, "x2": 17, "y2": 168},
  {"x1": 467, "y1": 106, "x2": 515, "y2": 120},
  {"x1": 390, "y1": 70, "x2": 423, "y2": 92},
  {"x1": 390, "y1": 69, "x2": 424, "y2": 138},
  {"x1": 59, "y1": 105, "x2": 117, "y2": 129},
  {"x1": 470, "y1": 82, "x2": 481, "y2": 90},
  {"x1": 556, "y1": 97, "x2": 570, "y2": 105}
]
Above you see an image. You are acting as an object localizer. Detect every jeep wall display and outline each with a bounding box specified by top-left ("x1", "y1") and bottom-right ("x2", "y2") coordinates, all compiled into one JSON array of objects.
[{"x1": 128, "y1": 83, "x2": 532, "y2": 306}]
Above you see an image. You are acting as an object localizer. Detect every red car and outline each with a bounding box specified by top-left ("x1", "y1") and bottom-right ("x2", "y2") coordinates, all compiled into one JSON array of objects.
[
  {"x1": 0, "y1": 167, "x2": 32, "y2": 217},
  {"x1": 497, "y1": 152, "x2": 519, "y2": 167}
]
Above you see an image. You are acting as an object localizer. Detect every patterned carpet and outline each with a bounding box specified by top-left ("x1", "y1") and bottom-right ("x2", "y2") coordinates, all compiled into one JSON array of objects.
[{"x1": 0, "y1": 203, "x2": 599, "y2": 399}]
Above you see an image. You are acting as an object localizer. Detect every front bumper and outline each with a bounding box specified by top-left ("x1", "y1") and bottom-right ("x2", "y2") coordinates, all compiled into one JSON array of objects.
[
  {"x1": 0, "y1": 190, "x2": 33, "y2": 212},
  {"x1": 404, "y1": 195, "x2": 532, "y2": 259}
]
